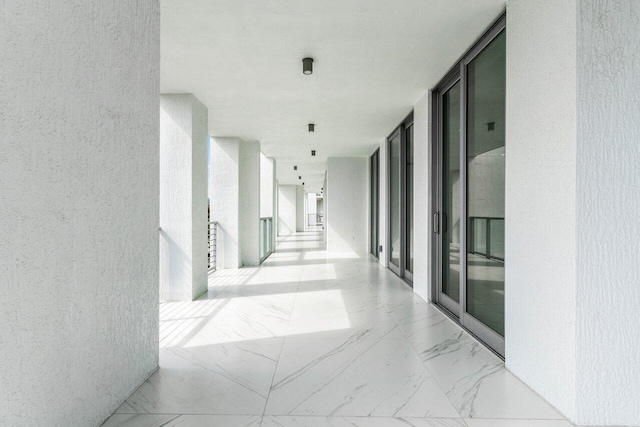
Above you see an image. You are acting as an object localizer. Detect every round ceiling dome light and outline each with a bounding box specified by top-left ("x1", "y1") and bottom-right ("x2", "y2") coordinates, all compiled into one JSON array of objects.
[{"x1": 302, "y1": 57, "x2": 314, "y2": 75}]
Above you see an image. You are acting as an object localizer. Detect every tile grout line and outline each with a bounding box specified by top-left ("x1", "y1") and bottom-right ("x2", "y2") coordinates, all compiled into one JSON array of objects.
[
  {"x1": 382, "y1": 299, "x2": 467, "y2": 423},
  {"x1": 259, "y1": 239, "x2": 304, "y2": 425}
]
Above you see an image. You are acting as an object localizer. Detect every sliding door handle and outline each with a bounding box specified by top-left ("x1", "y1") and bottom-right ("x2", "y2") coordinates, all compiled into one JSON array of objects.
[
  {"x1": 443, "y1": 213, "x2": 448, "y2": 233},
  {"x1": 433, "y1": 212, "x2": 440, "y2": 234}
]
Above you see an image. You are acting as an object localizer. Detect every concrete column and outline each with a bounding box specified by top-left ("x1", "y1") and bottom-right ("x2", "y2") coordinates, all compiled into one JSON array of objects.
[
  {"x1": 412, "y1": 92, "x2": 431, "y2": 301},
  {"x1": 506, "y1": 1, "x2": 640, "y2": 425},
  {"x1": 159, "y1": 94, "x2": 208, "y2": 302},
  {"x1": 278, "y1": 185, "x2": 297, "y2": 236},
  {"x1": 323, "y1": 173, "x2": 328, "y2": 246},
  {"x1": 296, "y1": 185, "x2": 305, "y2": 232},
  {"x1": 239, "y1": 141, "x2": 260, "y2": 266},
  {"x1": 260, "y1": 155, "x2": 277, "y2": 249},
  {"x1": 210, "y1": 137, "x2": 240, "y2": 268},
  {"x1": 326, "y1": 157, "x2": 368, "y2": 253},
  {"x1": 307, "y1": 192, "x2": 318, "y2": 227}
]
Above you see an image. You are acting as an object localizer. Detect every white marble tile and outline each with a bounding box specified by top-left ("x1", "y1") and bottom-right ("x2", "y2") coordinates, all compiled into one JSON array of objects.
[
  {"x1": 117, "y1": 338, "x2": 281, "y2": 415},
  {"x1": 463, "y1": 420, "x2": 574, "y2": 427},
  {"x1": 421, "y1": 337, "x2": 562, "y2": 419},
  {"x1": 265, "y1": 336, "x2": 459, "y2": 418},
  {"x1": 286, "y1": 302, "x2": 401, "y2": 341},
  {"x1": 103, "y1": 414, "x2": 262, "y2": 427},
  {"x1": 103, "y1": 414, "x2": 179, "y2": 427},
  {"x1": 262, "y1": 416, "x2": 467, "y2": 427}
]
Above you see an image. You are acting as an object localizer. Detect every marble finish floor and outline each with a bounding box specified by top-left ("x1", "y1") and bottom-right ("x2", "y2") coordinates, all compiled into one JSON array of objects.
[{"x1": 103, "y1": 231, "x2": 572, "y2": 427}]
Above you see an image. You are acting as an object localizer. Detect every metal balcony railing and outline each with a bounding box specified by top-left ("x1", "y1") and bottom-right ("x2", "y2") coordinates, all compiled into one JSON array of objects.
[
  {"x1": 259, "y1": 217, "x2": 273, "y2": 263},
  {"x1": 208, "y1": 221, "x2": 218, "y2": 270},
  {"x1": 307, "y1": 213, "x2": 324, "y2": 226}
]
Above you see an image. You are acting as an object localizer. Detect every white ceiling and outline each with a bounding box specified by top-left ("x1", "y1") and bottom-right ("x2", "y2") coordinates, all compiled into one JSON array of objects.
[{"x1": 161, "y1": 0, "x2": 506, "y2": 193}]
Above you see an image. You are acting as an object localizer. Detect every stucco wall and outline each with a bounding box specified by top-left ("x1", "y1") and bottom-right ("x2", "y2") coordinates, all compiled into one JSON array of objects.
[
  {"x1": 413, "y1": 93, "x2": 431, "y2": 301},
  {"x1": 575, "y1": 1, "x2": 640, "y2": 424},
  {"x1": 377, "y1": 139, "x2": 388, "y2": 267},
  {"x1": 278, "y1": 185, "x2": 297, "y2": 236},
  {"x1": 326, "y1": 158, "x2": 369, "y2": 253},
  {"x1": 0, "y1": 1, "x2": 160, "y2": 425},
  {"x1": 505, "y1": 0, "x2": 578, "y2": 420},
  {"x1": 159, "y1": 94, "x2": 208, "y2": 301},
  {"x1": 239, "y1": 141, "x2": 260, "y2": 266},
  {"x1": 210, "y1": 138, "x2": 241, "y2": 268}
]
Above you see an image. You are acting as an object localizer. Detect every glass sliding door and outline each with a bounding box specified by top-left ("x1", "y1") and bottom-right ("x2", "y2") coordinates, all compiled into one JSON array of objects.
[
  {"x1": 432, "y1": 14, "x2": 506, "y2": 356},
  {"x1": 370, "y1": 149, "x2": 380, "y2": 258},
  {"x1": 388, "y1": 129, "x2": 402, "y2": 274},
  {"x1": 387, "y1": 112, "x2": 413, "y2": 284},
  {"x1": 466, "y1": 29, "x2": 506, "y2": 337},
  {"x1": 437, "y1": 79, "x2": 462, "y2": 313}
]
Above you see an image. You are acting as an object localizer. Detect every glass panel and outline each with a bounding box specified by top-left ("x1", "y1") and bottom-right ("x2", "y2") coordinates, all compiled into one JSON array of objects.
[
  {"x1": 466, "y1": 30, "x2": 506, "y2": 336},
  {"x1": 406, "y1": 125, "x2": 414, "y2": 273},
  {"x1": 371, "y1": 152, "x2": 379, "y2": 257},
  {"x1": 442, "y1": 82, "x2": 461, "y2": 303},
  {"x1": 489, "y1": 219, "x2": 504, "y2": 260},
  {"x1": 389, "y1": 133, "x2": 401, "y2": 268},
  {"x1": 472, "y1": 218, "x2": 487, "y2": 255}
]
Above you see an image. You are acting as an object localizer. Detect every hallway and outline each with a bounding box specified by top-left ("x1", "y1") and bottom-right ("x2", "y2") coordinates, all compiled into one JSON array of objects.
[{"x1": 104, "y1": 232, "x2": 570, "y2": 427}]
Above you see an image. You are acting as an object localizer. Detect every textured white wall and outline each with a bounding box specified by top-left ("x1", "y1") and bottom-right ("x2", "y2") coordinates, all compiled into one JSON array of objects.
[
  {"x1": 240, "y1": 141, "x2": 260, "y2": 266},
  {"x1": 296, "y1": 186, "x2": 305, "y2": 232},
  {"x1": 323, "y1": 174, "x2": 328, "y2": 246},
  {"x1": 278, "y1": 185, "x2": 297, "y2": 236},
  {"x1": 210, "y1": 138, "x2": 241, "y2": 268},
  {"x1": 159, "y1": 94, "x2": 208, "y2": 301},
  {"x1": 575, "y1": 1, "x2": 640, "y2": 424},
  {"x1": 505, "y1": 0, "x2": 578, "y2": 420},
  {"x1": 326, "y1": 158, "x2": 369, "y2": 253},
  {"x1": 413, "y1": 93, "x2": 431, "y2": 301},
  {"x1": 260, "y1": 154, "x2": 274, "y2": 218},
  {"x1": 0, "y1": 1, "x2": 160, "y2": 425}
]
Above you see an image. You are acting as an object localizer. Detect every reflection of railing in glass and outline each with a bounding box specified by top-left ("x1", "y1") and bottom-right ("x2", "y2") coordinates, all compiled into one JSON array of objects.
[
  {"x1": 469, "y1": 217, "x2": 504, "y2": 261},
  {"x1": 260, "y1": 217, "x2": 274, "y2": 263},
  {"x1": 307, "y1": 214, "x2": 324, "y2": 227},
  {"x1": 208, "y1": 221, "x2": 218, "y2": 270}
]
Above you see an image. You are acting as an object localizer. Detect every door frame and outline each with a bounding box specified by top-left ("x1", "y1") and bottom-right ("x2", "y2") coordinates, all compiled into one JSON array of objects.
[
  {"x1": 386, "y1": 111, "x2": 414, "y2": 284},
  {"x1": 370, "y1": 148, "x2": 380, "y2": 258},
  {"x1": 431, "y1": 12, "x2": 506, "y2": 357}
]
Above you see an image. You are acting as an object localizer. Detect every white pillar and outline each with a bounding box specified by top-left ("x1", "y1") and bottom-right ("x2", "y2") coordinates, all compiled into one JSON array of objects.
[
  {"x1": 277, "y1": 185, "x2": 297, "y2": 236},
  {"x1": 412, "y1": 92, "x2": 431, "y2": 302},
  {"x1": 326, "y1": 157, "x2": 368, "y2": 253},
  {"x1": 296, "y1": 185, "x2": 305, "y2": 232},
  {"x1": 159, "y1": 94, "x2": 208, "y2": 302},
  {"x1": 239, "y1": 141, "x2": 260, "y2": 266},
  {"x1": 0, "y1": 3, "x2": 159, "y2": 424},
  {"x1": 210, "y1": 137, "x2": 241, "y2": 269},
  {"x1": 506, "y1": 1, "x2": 640, "y2": 425}
]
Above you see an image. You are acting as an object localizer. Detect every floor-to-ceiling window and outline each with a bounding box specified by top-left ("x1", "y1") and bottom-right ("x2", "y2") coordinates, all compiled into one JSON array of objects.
[
  {"x1": 388, "y1": 112, "x2": 414, "y2": 284},
  {"x1": 432, "y1": 14, "x2": 505, "y2": 355},
  {"x1": 370, "y1": 149, "x2": 380, "y2": 258}
]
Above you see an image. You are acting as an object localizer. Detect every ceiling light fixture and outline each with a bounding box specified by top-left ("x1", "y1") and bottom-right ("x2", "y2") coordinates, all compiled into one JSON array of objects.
[
  {"x1": 294, "y1": 166, "x2": 297, "y2": 170},
  {"x1": 311, "y1": 150, "x2": 316, "y2": 157},
  {"x1": 302, "y1": 57, "x2": 314, "y2": 75},
  {"x1": 308, "y1": 123, "x2": 315, "y2": 133},
  {"x1": 298, "y1": 176, "x2": 301, "y2": 180}
]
